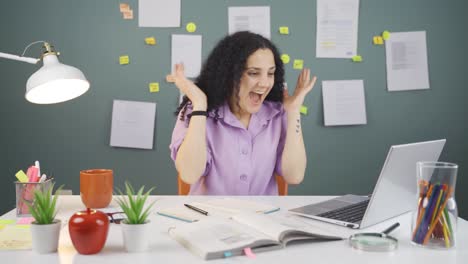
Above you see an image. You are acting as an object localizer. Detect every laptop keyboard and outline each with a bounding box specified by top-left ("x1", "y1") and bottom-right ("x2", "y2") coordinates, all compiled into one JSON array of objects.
[{"x1": 317, "y1": 199, "x2": 370, "y2": 223}]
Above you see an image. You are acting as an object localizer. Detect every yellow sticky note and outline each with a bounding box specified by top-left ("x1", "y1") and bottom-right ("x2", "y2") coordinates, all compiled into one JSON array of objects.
[
  {"x1": 119, "y1": 55, "x2": 129, "y2": 65},
  {"x1": 300, "y1": 105, "x2": 308, "y2": 115},
  {"x1": 122, "y1": 9, "x2": 133, "y2": 20},
  {"x1": 186, "y1": 22, "x2": 197, "y2": 33},
  {"x1": 281, "y1": 54, "x2": 290, "y2": 64},
  {"x1": 145, "y1": 37, "x2": 156, "y2": 45},
  {"x1": 382, "y1": 30, "x2": 391, "y2": 40},
  {"x1": 279, "y1": 26, "x2": 289, "y2": 35},
  {"x1": 149, "y1": 83, "x2": 160, "y2": 93},
  {"x1": 293, "y1": 59, "x2": 304, "y2": 70},
  {"x1": 119, "y1": 3, "x2": 130, "y2": 12},
  {"x1": 0, "y1": 220, "x2": 15, "y2": 225},
  {"x1": 351, "y1": 55, "x2": 363, "y2": 62},
  {"x1": 15, "y1": 170, "x2": 29, "y2": 183},
  {"x1": 373, "y1": 36, "x2": 384, "y2": 45},
  {"x1": 0, "y1": 226, "x2": 32, "y2": 250}
]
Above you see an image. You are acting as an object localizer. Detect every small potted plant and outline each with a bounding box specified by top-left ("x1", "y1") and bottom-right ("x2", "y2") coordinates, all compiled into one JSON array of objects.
[
  {"x1": 26, "y1": 183, "x2": 63, "y2": 254},
  {"x1": 115, "y1": 181, "x2": 155, "y2": 252}
]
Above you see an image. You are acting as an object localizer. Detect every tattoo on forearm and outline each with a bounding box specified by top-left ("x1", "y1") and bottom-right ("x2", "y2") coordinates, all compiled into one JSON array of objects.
[{"x1": 296, "y1": 119, "x2": 300, "y2": 133}]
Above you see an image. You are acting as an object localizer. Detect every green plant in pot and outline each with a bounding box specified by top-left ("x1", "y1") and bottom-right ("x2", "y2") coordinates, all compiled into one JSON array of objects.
[
  {"x1": 26, "y1": 183, "x2": 63, "y2": 254},
  {"x1": 115, "y1": 181, "x2": 155, "y2": 252}
]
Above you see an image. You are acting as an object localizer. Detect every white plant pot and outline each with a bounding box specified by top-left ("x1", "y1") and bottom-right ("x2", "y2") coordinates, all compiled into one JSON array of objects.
[
  {"x1": 121, "y1": 220, "x2": 151, "y2": 252},
  {"x1": 30, "y1": 219, "x2": 61, "y2": 254}
]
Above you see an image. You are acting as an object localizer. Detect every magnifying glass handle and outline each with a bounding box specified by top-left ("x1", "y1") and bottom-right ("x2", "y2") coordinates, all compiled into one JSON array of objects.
[{"x1": 382, "y1": 222, "x2": 400, "y2": 235}]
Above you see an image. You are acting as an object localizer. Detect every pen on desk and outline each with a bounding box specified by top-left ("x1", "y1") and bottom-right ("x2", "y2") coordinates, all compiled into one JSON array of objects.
[
  {"x1": 184, "y1": 204, "x2": 209, "y2": 216},
  {"x1": 382, "y1": 222, "x2": 400, "y2": 235}
]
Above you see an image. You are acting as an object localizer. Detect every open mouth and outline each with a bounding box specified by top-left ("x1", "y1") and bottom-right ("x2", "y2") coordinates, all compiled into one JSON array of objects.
[{"x1": 249, "y1": 90, "x2": 265, "y2": 105}]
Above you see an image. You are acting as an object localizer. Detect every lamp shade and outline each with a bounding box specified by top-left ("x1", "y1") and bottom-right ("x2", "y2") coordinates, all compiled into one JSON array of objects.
[{"x1": 26, "y1": 54, "x2": 89, "y2": 104}]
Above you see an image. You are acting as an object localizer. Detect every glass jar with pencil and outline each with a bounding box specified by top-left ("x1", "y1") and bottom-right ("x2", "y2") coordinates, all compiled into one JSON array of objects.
[{"x1": 411, "y1": 161, "x2": 458, "y2": 249}]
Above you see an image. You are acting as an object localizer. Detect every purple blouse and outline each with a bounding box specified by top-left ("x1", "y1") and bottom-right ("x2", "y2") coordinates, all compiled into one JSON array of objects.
[{"x1": 169, "y1": 101, "x2": 287, "y2": 195}]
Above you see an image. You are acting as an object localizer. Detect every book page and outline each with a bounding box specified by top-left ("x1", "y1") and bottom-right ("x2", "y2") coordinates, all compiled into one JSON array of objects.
[
  {"x1": 168, "y1": 217, "x2": 277, "y2": 260},
  {"x1": 190, "y1": 198, "x2": 280, "y2": 215},
  {"x1": 232, "y1": 213, "x2": 344, "y2": 242}
]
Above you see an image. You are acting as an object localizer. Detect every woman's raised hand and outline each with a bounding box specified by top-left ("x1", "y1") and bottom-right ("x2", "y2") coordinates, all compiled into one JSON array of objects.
[
  {"x1": 166, "y1": 63, "x2": 207, "y2": 110},
  {"x1": 283, "y1": 68, "x2": 317, "y2": 113}
]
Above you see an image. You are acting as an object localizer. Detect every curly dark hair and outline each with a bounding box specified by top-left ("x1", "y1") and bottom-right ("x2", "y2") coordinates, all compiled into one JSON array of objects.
[{"x1": 176, "y1": 31, "x2": 285, "y2": 119}]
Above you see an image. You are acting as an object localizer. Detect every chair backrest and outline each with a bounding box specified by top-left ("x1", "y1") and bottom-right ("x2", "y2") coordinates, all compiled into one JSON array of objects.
[{"x1": 178, "y1": 173, "x2": 288, "y2": 195}]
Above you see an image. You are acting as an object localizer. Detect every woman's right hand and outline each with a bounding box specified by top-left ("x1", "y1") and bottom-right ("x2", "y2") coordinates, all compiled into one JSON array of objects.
[{"x1": 166, "y1": 63, "x2": 207, "y2": 110}]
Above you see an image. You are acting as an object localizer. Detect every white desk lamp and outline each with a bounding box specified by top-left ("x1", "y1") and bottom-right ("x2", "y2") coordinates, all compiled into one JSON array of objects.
[{"x1": 0, "y1": 41, "x2": 90, "y2": 104}]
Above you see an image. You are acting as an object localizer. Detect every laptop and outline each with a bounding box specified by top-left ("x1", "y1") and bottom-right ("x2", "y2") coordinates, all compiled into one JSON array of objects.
[{"x1": 289, "y1": 139, "x2": 446, "y2": 229}]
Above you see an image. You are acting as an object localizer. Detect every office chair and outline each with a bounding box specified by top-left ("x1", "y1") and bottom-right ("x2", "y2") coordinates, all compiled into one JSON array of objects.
[{"x1": 177, "y1": 173, "x2": 288, "y2": 195}]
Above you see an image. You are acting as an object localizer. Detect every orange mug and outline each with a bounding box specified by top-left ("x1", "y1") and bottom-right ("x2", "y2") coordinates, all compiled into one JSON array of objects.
[{"x1": 80, "y1": 169, "x2": 113, "y2": 208}]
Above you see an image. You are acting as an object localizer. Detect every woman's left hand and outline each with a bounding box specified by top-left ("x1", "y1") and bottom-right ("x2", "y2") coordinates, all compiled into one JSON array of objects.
[{"x1": 283, "y1": 68, "x2": 317, "y2": 113}]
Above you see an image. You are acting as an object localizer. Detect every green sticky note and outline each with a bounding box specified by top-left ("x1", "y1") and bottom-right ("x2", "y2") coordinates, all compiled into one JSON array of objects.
[
  {"x1": 382, "y1": 30, "x2": 391, "y2": 40},
  {"x1": 15, "y1": 170, "x2": 29, "y2": 182},
  {"x1": 0, "y1": 219, "x2": 15, "y2": 225},
  {"x1": 293, "y1": 59, "x2": 304, "y2": 70},
  {"x1": 186, "y1": 22, "x2": 197, "y2": 33},
  {"x1": 149, "y1": 82, "x2": 160, "y2": 93},
  {"x1": 351, "y1": 55, "x2": 363, "y2": 62},
  {"x1": 281, "y1": 54, "x2": 290, "y2": 64},
  {"x1": 279, "y1": 26, "x2": 289, "y2": 35},
  {"x1": 300, "y1": 105, "x2": 308, "y2": 115}
]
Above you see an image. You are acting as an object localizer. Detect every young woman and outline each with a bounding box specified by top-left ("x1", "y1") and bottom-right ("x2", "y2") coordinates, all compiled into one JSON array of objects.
[{"x1": 168, "y1": 31, "x2": 316, "y2": 195}]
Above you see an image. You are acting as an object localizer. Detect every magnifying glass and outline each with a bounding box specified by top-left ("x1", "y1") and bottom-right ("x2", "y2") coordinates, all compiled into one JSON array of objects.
[{"x1": 349, "y1": 222, "x2": 400, "y2": 252}]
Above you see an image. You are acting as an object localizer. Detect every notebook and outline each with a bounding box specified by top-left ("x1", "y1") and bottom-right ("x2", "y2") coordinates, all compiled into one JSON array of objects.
[
  {"x1": 289, "y1": 139, "x2": 446, "y2": 229},
  {"x1": 158, "y1": 198, "x2": 280, "y2": 222},
  {"x1": 168, "y1": 212, "x2": 343, "y2": 260}
]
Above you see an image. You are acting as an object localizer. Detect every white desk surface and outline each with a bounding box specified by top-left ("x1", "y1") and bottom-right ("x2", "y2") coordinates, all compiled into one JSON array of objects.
[{"x1": 1, "y1": 195, "x2": 467, "y2": 264}]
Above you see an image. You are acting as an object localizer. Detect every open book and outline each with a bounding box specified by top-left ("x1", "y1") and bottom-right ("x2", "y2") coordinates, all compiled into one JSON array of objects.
[
  {"x1": 168, "y1": 212, "x2": 344, "y2": 260},
  {"x1": 158, "y1": 198, "x2": 280, "y2": 222}
]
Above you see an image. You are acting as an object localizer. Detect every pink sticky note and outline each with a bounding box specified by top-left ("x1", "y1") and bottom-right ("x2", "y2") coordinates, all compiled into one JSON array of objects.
[
  {"x1": 17, "y1": 217, "x2": 35, "y2": 224},
  {"x1": 243, "y1": 248, "x2": 256, "y2": 259}
]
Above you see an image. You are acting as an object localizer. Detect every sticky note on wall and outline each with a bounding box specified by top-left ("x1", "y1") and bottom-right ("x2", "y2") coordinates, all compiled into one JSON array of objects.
[
  {"x1": 279, "y1": 27, "x2": 289, "y2": 35},
  {"x1": 382, "y1": 30, "x2": 391, "y2": 40},
  {"x1": 122, "y1": 10, "x2": 133, "y2": 19},
  {"x1": 281, "y1": 54, "x2": 290, "y2": 64},
  {"x1": 119, "y1": 3, "x2": 130, "y2": 12},
  {"x1": 149, "y1": 83, "x2": 160, "y2": 93},
  {"x1": 300, "y1": 105, "x2": 308, "y2": 115},
  {"x1": 119, "y1": 55, "x2": 129, "y2": 65},
  {"x1": 186, "y1": 22, "x2": 197, "y2": 33},
  {"x1": 293, "y1": 59, "x2": 304, "y2": 69},
  {"x1": 145, "y1": 37, "x2": 156, "y2": 45},
  {"x1": 373, "y1": 36, "x2": 384, "y2": 45},
  {"x1": 351, "y1": 55, "x2": 362, "y2": 62}
]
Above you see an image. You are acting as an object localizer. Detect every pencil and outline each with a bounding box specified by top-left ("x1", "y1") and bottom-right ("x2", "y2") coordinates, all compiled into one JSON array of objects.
[
  {"x1": 412, "y1": 183, "x2": 435, "y2": 241},
  {"x1": 423, "y1": 187, "x2": 454, "y2": 245}
]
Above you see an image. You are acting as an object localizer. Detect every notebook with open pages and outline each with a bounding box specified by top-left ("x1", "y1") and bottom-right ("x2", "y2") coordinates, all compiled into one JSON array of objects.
[{"x1": 289, "y1": 139, "x2": 446, "y2": 229}]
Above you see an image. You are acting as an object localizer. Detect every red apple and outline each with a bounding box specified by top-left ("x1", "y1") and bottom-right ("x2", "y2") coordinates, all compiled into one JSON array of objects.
[{"x1": 69, "y1": 208, "x2": 109, "y2": 254}]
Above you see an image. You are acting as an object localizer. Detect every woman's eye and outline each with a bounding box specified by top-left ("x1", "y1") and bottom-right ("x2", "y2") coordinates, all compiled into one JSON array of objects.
[
  {"x1": 268, "y1": 72, "x2": 275, "y2": 76},
  {"x1": 248, "y1": 72, "x2": 259, "y2": 76}
]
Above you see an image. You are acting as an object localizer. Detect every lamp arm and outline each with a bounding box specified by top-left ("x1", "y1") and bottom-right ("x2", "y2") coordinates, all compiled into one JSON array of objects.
[{"x1": 0, "y1": 52, "x2": 39, "y2": 64}]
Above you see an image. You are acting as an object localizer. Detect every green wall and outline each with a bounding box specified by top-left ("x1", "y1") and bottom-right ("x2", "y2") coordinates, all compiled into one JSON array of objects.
[{"x1": 1, "y1": 0, "x2": 467, "y2": 218}]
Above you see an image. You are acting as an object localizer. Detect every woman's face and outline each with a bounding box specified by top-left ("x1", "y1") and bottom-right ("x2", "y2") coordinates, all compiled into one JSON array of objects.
[{"x1": 232, "y1": 48, "x2": 276, "y2": 115}]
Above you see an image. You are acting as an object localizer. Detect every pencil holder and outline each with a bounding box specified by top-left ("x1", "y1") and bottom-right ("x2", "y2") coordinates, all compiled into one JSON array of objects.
[
  {"x1": 411, "y1": 162, "x2": 458, "y2": 249},
  {"x1": 15, "y1": 179, "x2": 53, "y2": 217}
]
